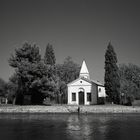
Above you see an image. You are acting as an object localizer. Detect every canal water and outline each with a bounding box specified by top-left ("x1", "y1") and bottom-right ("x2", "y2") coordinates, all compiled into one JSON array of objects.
[{"x1": 0, "y1": 114, "x2": 140, "y2": 140}]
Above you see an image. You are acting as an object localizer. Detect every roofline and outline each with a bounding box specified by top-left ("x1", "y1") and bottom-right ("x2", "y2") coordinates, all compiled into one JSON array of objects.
[
  {"x1": 81, "y1": 77, "x2": 104, "y2": 86},
  {"x1": 67, "y1": 77, "x2": 81, "y2": 86},
  {"x1": 67, "y1": 76, "x2": 104, "y2": 86}
]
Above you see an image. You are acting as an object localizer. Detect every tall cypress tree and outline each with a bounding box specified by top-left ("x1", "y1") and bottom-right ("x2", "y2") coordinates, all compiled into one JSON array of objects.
[
  {"x1": 44, "y1": 44, "x2": 56, "y2": 65},
  {"x1": 44, "y1": 43, "x2": 58, "y2": 102},
  {"x1": 104, "y1": 42, "x2": 120, "y2": 104}
]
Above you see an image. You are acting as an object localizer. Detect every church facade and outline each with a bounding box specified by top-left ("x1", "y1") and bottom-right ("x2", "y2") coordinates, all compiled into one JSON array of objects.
[{"x1": 67, "y1": 60, "x2": 106, "y2": 105}]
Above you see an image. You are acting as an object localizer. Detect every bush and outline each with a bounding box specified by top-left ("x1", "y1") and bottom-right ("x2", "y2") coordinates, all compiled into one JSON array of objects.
[
  {"x1": 98, "y1": 97, "x2": 105, "y2": 104},
  {"x1": 124, "y1": 96, "x2": 134, "y2": 106}
]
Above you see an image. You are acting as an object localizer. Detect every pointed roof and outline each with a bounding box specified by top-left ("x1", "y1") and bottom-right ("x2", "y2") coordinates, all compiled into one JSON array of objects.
[
  {"x1": 80, "y1": 60, "x2": 89, "y2": 74},
  {"x1": 67, "y1": 60, "x2": 104, "y2": 86}
]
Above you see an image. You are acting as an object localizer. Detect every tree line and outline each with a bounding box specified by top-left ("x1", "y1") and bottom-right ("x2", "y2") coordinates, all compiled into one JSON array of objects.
[
  {"x1": 0, "y1": 42, "x2": 80, "y2": 105},
  {"x1": 105, "y1": 43, "x2": 140, "y2": 105},
  {"x1": 0, "y1": 42, "x2": 140, "y2": 105}
]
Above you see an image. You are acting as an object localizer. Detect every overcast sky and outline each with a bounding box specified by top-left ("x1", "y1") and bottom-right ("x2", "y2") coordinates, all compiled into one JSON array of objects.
[{"x1": 0, "y1": 0, "x2": 140, "y2": 82}]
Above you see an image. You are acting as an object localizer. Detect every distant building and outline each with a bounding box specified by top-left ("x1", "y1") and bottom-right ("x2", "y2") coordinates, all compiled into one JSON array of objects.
[{"x1": 67, "y1": 60, "x2": 106, "y2": 105}]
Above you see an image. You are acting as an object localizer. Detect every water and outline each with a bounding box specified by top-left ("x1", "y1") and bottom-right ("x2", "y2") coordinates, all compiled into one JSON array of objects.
[{"x1": 0, "y1": 114, "x2": 140, "y2": 140}]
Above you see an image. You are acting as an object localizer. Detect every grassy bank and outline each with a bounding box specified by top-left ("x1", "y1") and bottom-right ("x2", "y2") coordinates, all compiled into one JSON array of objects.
[{"x1": 0, "y1": 104, "x2": 140, "y2": 114}]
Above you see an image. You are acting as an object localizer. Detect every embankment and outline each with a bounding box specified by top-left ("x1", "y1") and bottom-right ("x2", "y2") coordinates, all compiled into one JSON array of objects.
[{"x1": 0, "y1": 105, "x2": 140, "y2": 113}]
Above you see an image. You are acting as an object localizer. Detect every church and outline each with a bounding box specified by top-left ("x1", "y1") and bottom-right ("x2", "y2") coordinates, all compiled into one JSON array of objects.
[{"x1": 67, "y1": 60, "x2": 106, "y2": 105}]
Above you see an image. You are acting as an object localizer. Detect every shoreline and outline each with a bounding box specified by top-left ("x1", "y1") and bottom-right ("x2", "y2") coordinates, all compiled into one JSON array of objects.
[{"x1": 0, "y1": 105, "x2": 140, "y2": 114}]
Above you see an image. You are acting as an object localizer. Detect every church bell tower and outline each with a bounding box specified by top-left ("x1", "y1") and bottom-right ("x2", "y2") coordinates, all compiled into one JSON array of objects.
[{"x1": 79, "y1": 60, "x2": 90, "y2": 79}]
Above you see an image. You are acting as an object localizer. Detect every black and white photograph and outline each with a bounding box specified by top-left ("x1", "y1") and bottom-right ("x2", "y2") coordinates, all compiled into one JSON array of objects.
[{"x1": 0, "y1": 0, "x2": 140, "y2": 140}]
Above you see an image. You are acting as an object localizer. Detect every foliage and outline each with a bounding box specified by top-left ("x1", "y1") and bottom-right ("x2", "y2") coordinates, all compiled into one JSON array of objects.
[
  {"x1": 55, "y1": 80, "x2": 67, "y2": 104},
  {"x1": 43, "y1": 43, "x2": 59, "y2": 103},
  {"x1": 56, "y1": 56, "x2": 80, "y2": 84},
  {"x1": 9, "y1": 43, "x2": 41, "y2": 68},
  {"x1": 104, "y1": 42, "x2": 120, "y2": 104},
  {"x1": 0, "y1": 78, "x2": 7, "y2": 97},
  {"x1": 98, "y1": 97, "x2": 105, "y2": 105},
  {"x1": 8, "y1": 42, "x2": 81, "y2": 105},
  {"x1": 8, "y1": 42, "x2": 57, "y2": 105},
  {"x1": 44, "y1": 43, "x2": 56, "y2": 65},
  {"x1": 7, "y1": 73, "x2": 18, "y2": 104},
  {"x1": 119, "y1": 63, "x2": 140, "y2": 100},
  {"x1": 56, "y1": 56, "x2": 80, "y2": 103}
]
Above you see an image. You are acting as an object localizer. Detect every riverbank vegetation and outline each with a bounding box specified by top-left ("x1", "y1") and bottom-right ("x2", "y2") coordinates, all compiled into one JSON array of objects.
[
  {"x1": 104, "y1": 43, "x2": 140, "y2": 106},
  {"x1": 1, "y1": 42, "x2": 80, "y2": 105},
  {"x1": 0, "y1": 42, "x2": 140, "y2": 106}
]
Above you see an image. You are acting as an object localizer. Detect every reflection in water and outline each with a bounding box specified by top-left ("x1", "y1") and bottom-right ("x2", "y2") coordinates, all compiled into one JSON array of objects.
[
  {"x1": 0, "y1": 114, "x2": 140, "y2": 140},
  {"x1": 66, "y1": 115, "x2": 110, "y2": 140},
  {"x1": 66, "y1": 115, "x2": 92, "y2": 140}
]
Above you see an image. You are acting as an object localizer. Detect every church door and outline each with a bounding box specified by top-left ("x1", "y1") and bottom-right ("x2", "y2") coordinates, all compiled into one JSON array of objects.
[{"x1": 79, "y1": 91, "x2": 84, "y2": 105}]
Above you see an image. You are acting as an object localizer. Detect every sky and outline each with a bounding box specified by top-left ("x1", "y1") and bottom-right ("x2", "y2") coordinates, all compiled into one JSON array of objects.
[{"x1": 0, "y1": 0, "x2": 140, "y2": 83}]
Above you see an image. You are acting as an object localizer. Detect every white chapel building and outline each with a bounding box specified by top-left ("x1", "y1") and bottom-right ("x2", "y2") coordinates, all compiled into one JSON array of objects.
[{"x1": 67, "y1": 60, "x2": 106, "y2": 105}]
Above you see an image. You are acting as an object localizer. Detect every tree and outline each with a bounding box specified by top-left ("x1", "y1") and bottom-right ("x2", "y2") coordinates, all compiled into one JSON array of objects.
[
  {"x1": 29, "y1": 62, "x2": 58, "y2": 104},
  {"x1": 0, "y1": 78, "x2": 7, "y2": 97},
  {"x1": 43, "y1": 43, "x2": 57, "y2": 82},
  {"x1": 43, "y1": 43, "x2": 61, "y2": 104},
  {"x1": 56, "y1": 56, "x2": 80, "y2": 84},
  {"x1": 54, "y1": 79, "x2": 67, "y2": 104},
  {"x1": 9, "y1": 42, "x2": 41, "y2": 104},
  {"x1": 119, "y1": 63, "x2": 140, "y2": 101},
  {"x1": 104, "y1": 42, "x2": 120, "y2": 104},
  {"x1": 7, "y1": 73, "x2": 18, "y2": 104},
  {"x1": 44, "y1": 43, "x2": 56, "y2": 65},
  {"x1": 56, "y1": 56, "x2": 80, "y2": 103},
  {"x1": 9, "y1": 42, "x2": 57, "y2": 105}
]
